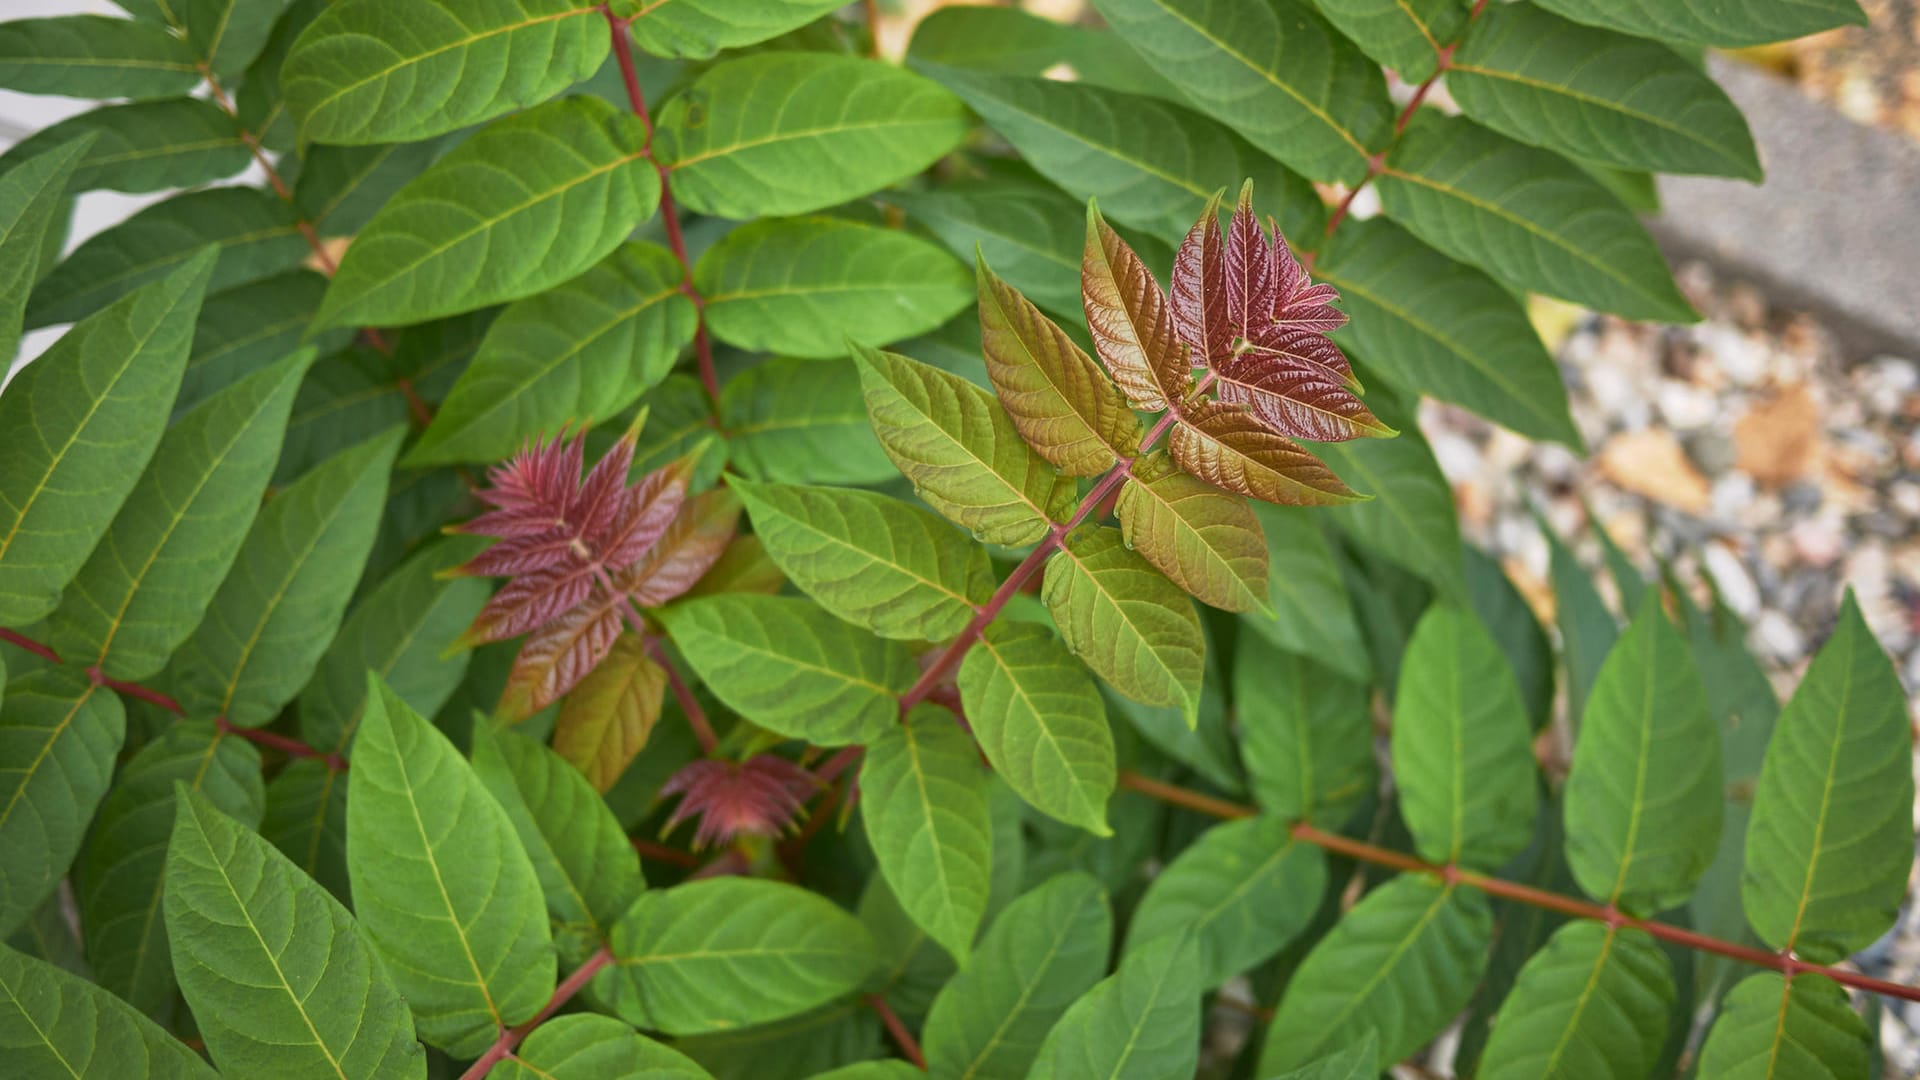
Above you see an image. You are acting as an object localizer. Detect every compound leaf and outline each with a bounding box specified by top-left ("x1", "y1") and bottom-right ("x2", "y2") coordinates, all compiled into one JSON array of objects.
[
  {"x1": 656, "y1": 54, "x2": 967, "y2": 219},
  {"x1": 318, "y1": 96, "x2": 659, "y2": 331},
  {"x1": 862, "y1": 710, "x2": 993, "y2": 964},
  {"x1": 698, "y1": 217, "x2": 970, "y2": 360},
  {"x1": 165, "y1": 788, "x2": 426, "y2": 1079},
  {"x1": 346, "y1": 677, "x2": 556, "y2": 1056},
  {"x1": 1742, "y1": 593, "x2": 1914, "y2": 963},
  {"x1": 601, "y1": 877, "x2": 879, "y2": 1035},
  {"x1": 0, "y1": 250, "x2": 212, "y2": 626},
  {"x1": 659, "y1": 594, "x2": 914, "y2": 746},
  {"x1": 732, "y1": 478, "x2": 991, "y2": 643},
  {"x1": 1391, "y1": 604, "x2": 1537, "y2": 870},
  {"x1": 283, "y1": 0, "x2": 608, "y2": 145}
]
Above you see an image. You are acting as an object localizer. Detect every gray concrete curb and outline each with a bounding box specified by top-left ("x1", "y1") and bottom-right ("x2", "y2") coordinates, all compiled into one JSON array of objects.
[{"x1": 1653, "y1": 55, "x2": 1920, "y2": 361}]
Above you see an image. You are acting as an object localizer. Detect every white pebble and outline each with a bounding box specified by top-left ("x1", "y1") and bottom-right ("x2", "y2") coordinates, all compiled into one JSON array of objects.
[{"x1": 1703, "y1": 543, "x2": 1760, "y2": 619}]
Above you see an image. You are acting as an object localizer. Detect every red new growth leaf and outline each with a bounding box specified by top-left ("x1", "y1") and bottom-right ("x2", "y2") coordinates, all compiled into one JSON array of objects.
[
  {"x1": 1165, "y1": 182, "x2": 1382, "y2": 443},
  {"x1": 660, "y1": 754, "x2": 820, "y2": 850},
  {"x1": 1083, "y1": 203, "x2": 1191, "y2": 412},
  {"x1": 454, "y1": 429, "x2": 734, "y2": 718}
]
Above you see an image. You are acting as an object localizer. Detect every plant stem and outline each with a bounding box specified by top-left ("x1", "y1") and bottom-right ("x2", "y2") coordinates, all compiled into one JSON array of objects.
[
  {"x1": 85, "y1": 665, "x2": 185, "y2": 714},
  {"x1": 604, "y1": 6, "x2": 721, "y2": 405},
  {"x1": 458, "y1": 947, "x2": 613, "y2": 1080},
  {"x1": 630, "y1": 838, "x2": 699, "y2": 867},
  {"x1": 1114, "y1": 771, "x2": 1920, "y2": 1004},
  {"x1": 0, "y1": 627, "x2": 60, "y2": 663},
  {"x1": 868, "y1": 993, "x2": 927, "y2": 1069},
  {"x1": 214, "y1": 715, "x2": 347, "y2": 772},
  {"x1": 644, "y1": 635, "x2": 718, "y2": 754},
  {"x1": 897, "y1": 395, "x2": 1194, "y2": 713}
]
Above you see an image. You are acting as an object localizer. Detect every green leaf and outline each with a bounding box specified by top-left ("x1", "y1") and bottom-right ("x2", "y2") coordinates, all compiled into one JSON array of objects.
[
  {"x1": 1320, "y1": 409, "x2": 1466, "y2": 601},
  {"x1": 165, "y1": 427, "x2": 402, "y2": 728},
  {"x1": 5, "y1": 890, "x2": 86, "y2": 977},
  {"x1": 0, "y1": 671, "x2": 124, "y2": 937},
  {"x1": 915, "y1": 63, "x2": 1323, "y2": 243},
  {"x1": 1695, "y1": 972, "x2": 1871, "y2": 1078},
  {"x1": 0, "y1": 945, "x2": 218, "y2": 1079},
  {"x1": 1316, "y1": 217, "x2": 1580, "y2": 447},
  {"x1": 1264, "y1": 1036, "x2": 1379, "y2": 1080},
  {"x1": 1312, "y1": 0, "x2": 1465, "y2": 82},
  {"x1": 659, "y1": 594, "x2": 915, "y2": 745},
  {"x1": 294, "y1": 138, "x2": 450, "y2": 238},
  {"x1": 1106, "y1": 649, "x2": 1242, "y2": 795},
  {"x1": 626, "y1": 0, "x2": 843, "y2": 57},
  {"x1": 1742, "y1": 593, "x2": 1914, "y2": 962},
  {"x1": 1529, "y1": 0, "x2": 1867, "y2": 48},
  {"x1": 1465, "y1": 545, "x2": 1556, "y2": 730},
  {"x1": 959, "y1": 621, "x2": 1115, "y2": 836},
  {"x1": 977, "y1": 255, "x2": 1137, "y2": 475},
  {"x1": 905, "y1": 5, "x2": 1184, "y2": 101},
  {"x1": 0, "y1": 139, "x2": 89, "y2": 368},
  {"x1": 601, "y1": 877, "x2": 879, "y2": 1035},
  {"x1": 656, "y1": 54, "x2": 968, "y2": 219},
  {"x1": 1116, "y1": 454, "x2": 1269, "y2": 614},
  {"x1": 298, "y1": 537, "x2": 489, "y2": 755},
  {"x1": 283, "y1": 0, "x2": 609, "y2": 145},
  {"x1": 317, "y1": 96, "x2": 658, "y2": 331},
  {"x1": 230, "y1": 0, "x2": 321, "y2": 155},
  {"x1": 28, "y1": 187, "x2": 305, "y2": 329},
  {"x1": 921, "y1": 871, "x2": 1111, "y2": 1080},
  {"x1": 1392, "y1": 604, "x2": 1538, "y2": 869},
  {"x1": 722, "y1": 358, "x2": 897, "y2": 487},
  {"x1": 1540, "y1": 510, "x2": 1618, "y2": 731},
  {"x1": 1089, "y1": 0, "x2": 1392, "y2": 185},
  {"x1": 347, "y1": 676, "x2": 555, "y2": 1056},
  {"x1": 552, "y1": 632, "x2": 665, "y2": 794},
  {"x1": 47, "y1": 348, "x2": 314, "y2": 680},
  {"x1": 1451, "y1": 4, "x2": 1760, "y2": 180},
  {"x1": 697, "y1": 217, "x2": 970, "y2": 359},
  {"x1": 631, "y1": 376, "x2": 728, "y2": 484},
  {"x1": 495, "y1": 1013, "x2": 714, "y2": 1079},
  {"x1": 675, "y1": 999, "x2": 879, "y2": 1080},
  {"x1": 165, "y1": 788, "x2": 426, "y2": 1079},
  {"x1": 887, "y1": 179, "x2": 1172, "y2": 323},
  {"x1": 179, "y1": 271, "x2": 354, "y2": 415},
  {"x1": 1476, "y1": 923, "x2": 1675, "y2": 1080},
  {"x1": 853, "y1": 345, "x2": 1072, "y2": 546},
  {"x1": 0, "y1": 249, "x2": 213, "y2": 626},
  {"x1": 78, "y1": 720, "x2": 264, "y2": 1019},
  {"x1": 1563, "y1": 595, "x2": 1721, "y2": 913},
  {"x1": 1234, "y1": 635, "x2": 1374, "y2": 827},
  {"x1": 469, "y1": 721, "x2": 644, "y2": 954},
  {"x1": 1044, "y1": 526, "x2": 1205, "y2": 720},
  {"x1": 0, "y1": 100, "x2": 248, "y2": 195},
  {"x1": 259, "y1": 757, "x2": 349, "y2": 901},
  {"x1": 0, "y1": 15, "x2": 202, "y2": 100},
  {"x1": 118, "y1": 0, "x2": 292, "y2": 79},
  {"x1": 732, "y1": 478, "x2": 991, "y2": 642},
  {"x1": 1026, "y1": 931, "x2": 1201, "y2": 1080},
  {"x1": 1125, "y1": 815, "x2": 1326, "y2": 987},
  {"x1": 1241, "y1": 504, "x2": 1370, "y2": 681},
  {"x1": 1258, "y1": 877, "x2": 1492, "y2": 1075},
  {"x1": 1377, "y1": 114, "x2": 1696, "y2": 322},
  {"x1": 862, "y1": 709, "x2": 994, "y2": 963},
  {"x1": 408, "y1": 242, "x2": 694, "y2": 465}
]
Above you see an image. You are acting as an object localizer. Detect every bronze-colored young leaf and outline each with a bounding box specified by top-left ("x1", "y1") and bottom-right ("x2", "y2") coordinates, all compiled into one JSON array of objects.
[
  {"x1": 1043, "y1": 525, "x2": 1205, "y2": 721},
  {"x1": 1212, "y1": 338, "x2": 1393, "y2": 442},
  {"x1": 1082, "y1": 202, "x2": 1190, "y2": 411},
  {"x1": 1115, "y1": 454, "x2": 1271, "y2": 614},
  {"x1": 1169, "y1": 402, "x2": 1362, "y2": 506},
  {"x1": 620, "y1": 488, "x2": 741, "y2": 607},
  {"x1": 499, "y1": 594, "x2": 626, "y2": 722},
  {"x1": 977, "y1": 254, "x2": 1137, "y2": 475},
  {"x1": 553, "y1": 632, "x2": 665, "y2": 793}
]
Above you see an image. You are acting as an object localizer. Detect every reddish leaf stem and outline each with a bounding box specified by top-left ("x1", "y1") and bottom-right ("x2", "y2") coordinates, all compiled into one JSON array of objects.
[
  {"x1": 868, "y1": 993, "x2": 928, "y2": 1069},
  {"x1": 630, "y1": 838, "x2": 699, "y2": 867},
  {"x1": 604, "y1": 6, "x2": 721, "y2": 405},
  {"x1": 645, "y1": 635, "x2": 719, "y2": 754},
  {"x1": 214, "y1": 715, "x2": 347, "y2": 771},
  {"x1": 457, "y1": 946, "x2": 613, "y2": 1080},
  {"x1": 86, "y1": 666, "x2": 186, "y2": 715},
  {"x1": 814, "y1": 745, "x2": 864, "y2": 785},
  {"x1": 0, "y1": 627, "x2": 60, "y2": 663},
  {"x1": 1114, "y1": 771, "x2": 1920, "y2": 1004},
  {"x1": 898, "y1": 390, "x2": 1196, "y2": 714}
]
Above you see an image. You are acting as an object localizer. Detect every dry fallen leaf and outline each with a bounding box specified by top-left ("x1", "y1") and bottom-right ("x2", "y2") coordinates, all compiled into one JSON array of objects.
[
  {"x1": 1733, "y1": 384, "x2": 1823, "y2": 487},
  {"x1": 1598, "y1": 429, "x2": 1712, "y2": 514}
]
